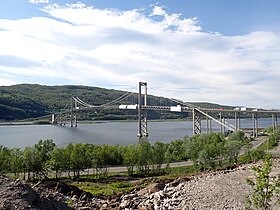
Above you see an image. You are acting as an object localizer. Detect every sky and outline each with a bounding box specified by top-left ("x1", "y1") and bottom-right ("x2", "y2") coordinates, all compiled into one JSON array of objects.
[{"x1": 0, "y1": 0, "x2": 280, "y2": 109}]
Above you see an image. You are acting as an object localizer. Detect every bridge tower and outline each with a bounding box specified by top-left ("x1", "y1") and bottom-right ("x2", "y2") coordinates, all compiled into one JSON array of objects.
[
  {"x1": 137, "y1": 82, "x2": 148, "y2": 139},
  {"x1": 192, "y1": 108, "x2": 201, "y2": 135},
  {"x1": 70, "y1": 96, "x2": 77, "y2": 127}
]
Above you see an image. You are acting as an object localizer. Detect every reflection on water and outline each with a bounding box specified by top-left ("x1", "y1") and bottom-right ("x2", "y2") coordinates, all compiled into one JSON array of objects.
[{"x1": 0, "y1": 118, "x2": 275, "y2": 148}]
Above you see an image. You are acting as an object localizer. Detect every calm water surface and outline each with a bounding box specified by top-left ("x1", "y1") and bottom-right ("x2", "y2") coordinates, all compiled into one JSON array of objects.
[{"x1": 0, "y1": 118, "x2": 275, "y2": 148}]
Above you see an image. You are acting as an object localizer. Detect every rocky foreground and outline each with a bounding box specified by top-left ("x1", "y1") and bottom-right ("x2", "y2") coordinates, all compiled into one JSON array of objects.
[
  {"x1": 87, "y1": 166, "x2": 258, "y2": 210},
  {"x1": 1, "y1": 160, "x2": 280, "y2": 210},
  {"x1": 0, "y1": 174, "x2": 71, "y2": 210}
]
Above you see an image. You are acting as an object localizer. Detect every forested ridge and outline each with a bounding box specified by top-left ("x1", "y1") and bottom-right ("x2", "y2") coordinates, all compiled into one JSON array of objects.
[{"x1": 0, "y1": 84, "x2": 232, "y2": 121}]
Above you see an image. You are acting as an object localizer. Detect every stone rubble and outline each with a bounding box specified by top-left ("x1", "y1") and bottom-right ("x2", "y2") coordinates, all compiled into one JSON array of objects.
[
  {"x1": 71, "y1": 162, "x2": 280, "y2": 210},
  {"x1": 117, "y1": 168, "x2": 251, "y2": 210}
]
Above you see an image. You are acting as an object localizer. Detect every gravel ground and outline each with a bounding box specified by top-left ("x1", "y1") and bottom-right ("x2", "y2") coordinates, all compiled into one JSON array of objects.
[{"x1": 113, "y1": 159, "x2": 280, "y2": 210}]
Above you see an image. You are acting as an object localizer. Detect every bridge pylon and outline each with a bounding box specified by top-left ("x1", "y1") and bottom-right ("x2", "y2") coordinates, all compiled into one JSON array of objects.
[
  {"x1": 137, "y1": 82, "x2": 148, "y2": 139},
  {"x1": 70, "y1": 96, "x2": 77, "y2": 127}
]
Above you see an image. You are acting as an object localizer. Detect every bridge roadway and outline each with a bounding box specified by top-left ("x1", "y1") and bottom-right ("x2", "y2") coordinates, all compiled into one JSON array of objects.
[
  {"x1": 73, "y1": 104, "x2": 280, "y2": 115},
  {"x1": 53, "y1": 96, "x2": 279, "y2": 134}
]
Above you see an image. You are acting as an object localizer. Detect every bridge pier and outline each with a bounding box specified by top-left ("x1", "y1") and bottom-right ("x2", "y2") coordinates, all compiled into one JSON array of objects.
[
  {"x1": 234, "y1": 112, "x2": 237, "y2": 131},
  {"x1": 234, "y1": 112, "x2": 241, "y2": 131},
  {"x1": 276, "y1": 115, "x2": 278, "y2": 131},
  {"x1": 252, "y1": 112, "x2": 258, "y2": 137},
  {"x1": 219, "y1": 112, "x2": 222, "y2": 133},
  {"x1": 205, "y1": 112, "x2": 209, "y2": 133},
  {"x1": 51, "y1": 114, "x2": 58, "y2": 124},
  {"x1": 251, "y1": 112, "x2": 259, "y2": 138},
  {"x1": 51, "y1": 113, "x2": 66, "y2": 125},
  {"x1": 272, "y1": 114, "x2": 278, "y2": 133},
  {"x1": 205, "y1": 112, "x2": 213, "y2": 133}
]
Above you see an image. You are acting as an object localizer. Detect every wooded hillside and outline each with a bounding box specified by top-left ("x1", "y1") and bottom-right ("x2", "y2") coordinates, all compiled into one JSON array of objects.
[{"x1": 0, "y1": 84, "x2": 230, "y2": 121}]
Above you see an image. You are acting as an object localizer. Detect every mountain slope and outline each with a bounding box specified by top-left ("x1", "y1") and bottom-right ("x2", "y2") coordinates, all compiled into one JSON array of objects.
[{"x1": 0, "y1": 84, "x2": 230, "y2": 121}]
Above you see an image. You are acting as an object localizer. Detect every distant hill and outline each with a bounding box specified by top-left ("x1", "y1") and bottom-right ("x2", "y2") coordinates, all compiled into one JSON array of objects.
[{"x1": 0, "y1": 84, "x2": 232, "y2": 121}]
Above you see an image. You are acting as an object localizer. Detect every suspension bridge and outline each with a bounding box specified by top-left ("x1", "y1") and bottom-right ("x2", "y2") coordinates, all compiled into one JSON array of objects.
[{"x1": 50, "y1": 82, "x2": 280, "y2": 139}]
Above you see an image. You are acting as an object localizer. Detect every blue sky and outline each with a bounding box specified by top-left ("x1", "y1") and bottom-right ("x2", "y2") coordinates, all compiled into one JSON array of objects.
[{"x1": 0, "y1": 0, "x2": 280, "y2": 109}]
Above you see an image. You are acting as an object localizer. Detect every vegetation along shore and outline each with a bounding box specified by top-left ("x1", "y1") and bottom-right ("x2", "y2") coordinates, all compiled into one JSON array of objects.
[{"x1": 0, "y1": 126, "x2": 280, "y2": 209}]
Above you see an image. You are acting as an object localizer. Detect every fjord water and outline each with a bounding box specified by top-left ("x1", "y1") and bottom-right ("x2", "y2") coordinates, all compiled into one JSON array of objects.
[{"x1": 0, "y1": 118, "x2": 274, "y2": 148}]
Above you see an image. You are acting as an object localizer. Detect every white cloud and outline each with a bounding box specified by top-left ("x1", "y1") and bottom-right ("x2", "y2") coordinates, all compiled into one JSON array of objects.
[
  {"x1": 0, "y1": 76, "x2": 17, "y2": 86},
  {"x1": 29, "y1": 0, "x2": 49, "y2": 4},
  {"x1": 0, "y1": 3, "x2": 279, "y2": 108},
  {"x1": 151, "y1": 5, "x2": 167, "y2": 16}
]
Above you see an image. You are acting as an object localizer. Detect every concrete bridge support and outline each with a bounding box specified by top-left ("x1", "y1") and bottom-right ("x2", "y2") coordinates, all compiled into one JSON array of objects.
[
  {"x1": 51, "y1": 113, "x2": 66, "y2": 125},
  {"x1": 205, "y1": 112, "x2": 210, "y2": 133},
  {"x1": 51, "y1": 114, "x2": 58, "y2": 124},
  {"x1": 234, "y1": 112, "x2": 240, "y2": 131},
  {"x1": 205, "y1": 113, "x2": 213, "y2": 133},
  {"x1": 219, "y1": 112, "x2": 226, "y2": 135},
  {"x1": 272, "y1": 114, "x2": 278, "y2": 133},
  {"x1": 251, "y1": 112, "x2": 258, "y2": 138}
]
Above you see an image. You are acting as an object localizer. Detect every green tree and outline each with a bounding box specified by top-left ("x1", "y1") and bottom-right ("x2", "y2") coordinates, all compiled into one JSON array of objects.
[
  {"x1": 0, "y1": 145, "x2": 11, "y2": 174},
  {"x1": 92, "y1": 145, "x2": 112, "y2": 177},
  {"x1": 65, "y1": 143, "x2": 74, "y2": 178},
  {"x1": 123, "y1": 144, "x2": 138, "y2": 176},
  {"x1": 22, "y1": 146, "x2": 35, "y2": 180},
  {"x1": 165, "y1": 140, "x2": 185, "y2": 162},
  {"x1": 70, "y1": 143, "x2": 88, "y2": 179},
  {"x1": 107, "y1": 145, "x2": 124, "y2": 166},
  {"x1": 152, "y1": 141, "x2": 166, "y2": 174},
  {"x1": 33, "y1": 139, "x2": 56, "y2": 179},
  {"x1": 198, "y1": 144, "x2": 218, "y2": 169},
  {"x1": 246, "y1": 154, "x2": 280, "y2": 209},
  {"x1": 227, "y1": 131, "x2": 245, "y2": 142},
  {"x1": 224, "y1": 140, "x2": 242, "y2": 165},
  {"x1": 137, "y1": 139, "x2": 153, "y2": 176},
  {"x1": 184, "y1": 136, "x2": 201, "y2": 163},
  {"x1": 10, "y1": 148, "x2": 24, "y2": 177},
  {"x1": 50, "y1": 147, "x2": 67, "y2": 179},
  {"x1": 267, "y1": 130, "x2": 280, "y2": 149}
]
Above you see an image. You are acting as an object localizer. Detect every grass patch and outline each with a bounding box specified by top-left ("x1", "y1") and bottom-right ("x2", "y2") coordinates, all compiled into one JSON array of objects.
[
  {"x1": 169, "y1": 164, "x2": 198, "y2": 175},
  {"x1": 65, "y1": 199, "x2": 74, "y2": 207},
  {"x1": 70, "y1": 181, "x2": 135, "y2": 196}
]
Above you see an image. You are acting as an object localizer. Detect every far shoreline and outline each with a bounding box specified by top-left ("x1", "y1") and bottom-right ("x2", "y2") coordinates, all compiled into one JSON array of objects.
[{"x1": 0, "y1": 118, "x2": 193, "y2": 126}]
